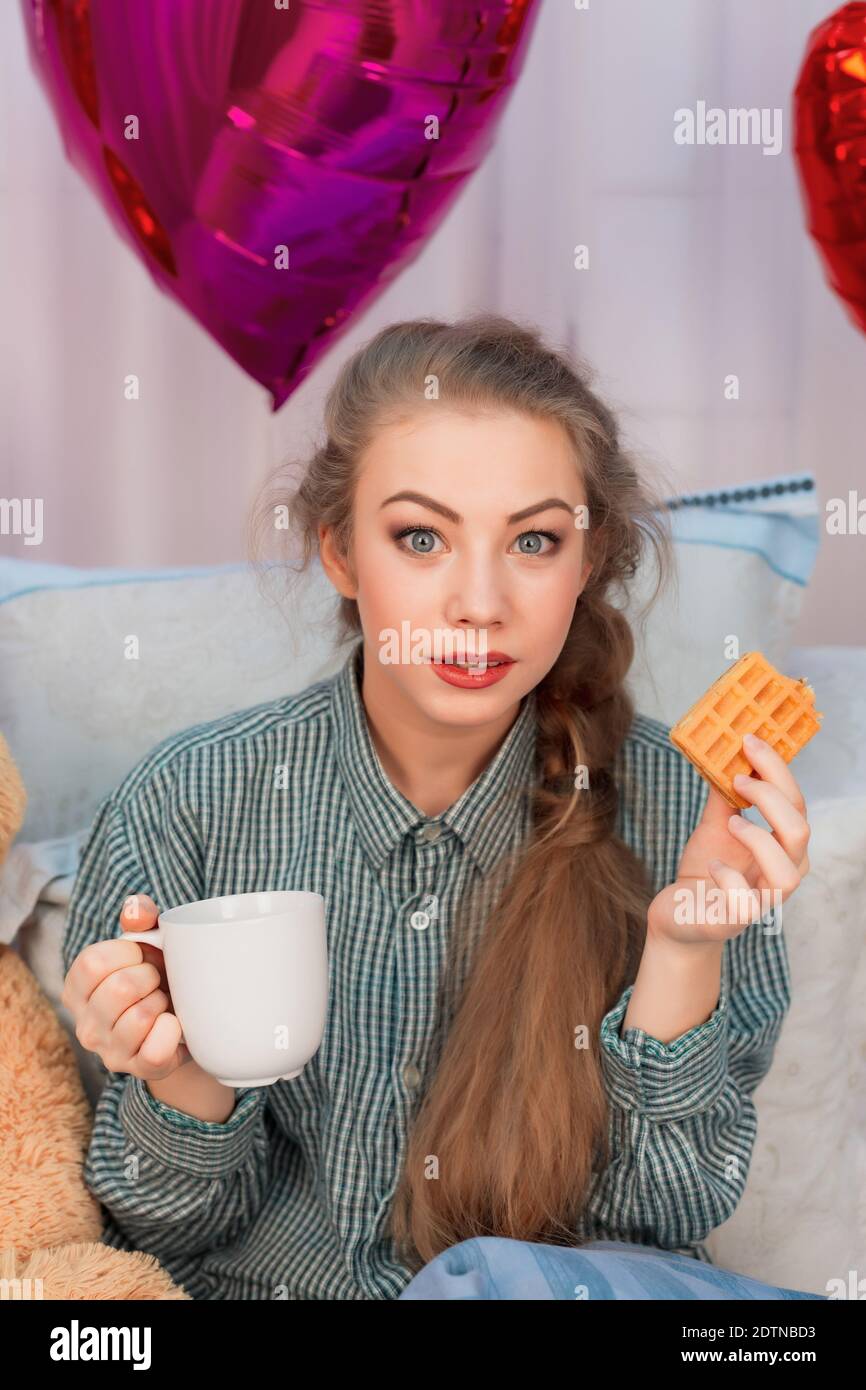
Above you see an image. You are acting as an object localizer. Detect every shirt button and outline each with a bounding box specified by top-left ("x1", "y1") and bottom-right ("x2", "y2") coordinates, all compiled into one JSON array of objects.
[
  {"x1": 417, "y1": 821, "x2": 442, "y2": 843},
  {"x1": 402, "y1": 1063, "x2": 422, "y2": 1090},
  {"x1": 410, "y1": 909, "x2": 431, "y2": 931}
]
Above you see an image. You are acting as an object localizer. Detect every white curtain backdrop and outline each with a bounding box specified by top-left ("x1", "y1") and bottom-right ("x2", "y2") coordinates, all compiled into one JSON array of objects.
[{"x1": 1, "y1": 0, "x2": 863, "y2": 643}]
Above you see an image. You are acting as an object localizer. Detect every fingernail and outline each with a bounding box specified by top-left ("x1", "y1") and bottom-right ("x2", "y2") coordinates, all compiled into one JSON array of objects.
[
  {"x1": 729, "y1": 814, "x2": 743, "y2": 831},
  {"x1": 733, "y1": 773, "x2": 749, "y2": 788},
  {"x1": 744, "y1": 732, "x2": 763, "y2": 748},
  {"x1": 708, "y1": 858, "x2": 724, "y2": 873}
]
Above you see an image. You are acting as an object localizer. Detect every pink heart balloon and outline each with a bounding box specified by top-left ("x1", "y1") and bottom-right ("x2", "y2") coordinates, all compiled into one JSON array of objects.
[{"x1": 21, "y1": 0, "x2": 541, "y2": 410}]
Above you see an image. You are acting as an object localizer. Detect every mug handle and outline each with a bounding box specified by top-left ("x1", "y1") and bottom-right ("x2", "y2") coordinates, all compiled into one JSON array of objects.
[
  {"x1": 123, "y1": 927, "x2": 165, "y2": 949},
  {"x1": 122, "y1": 927, "x2": 185, "y2": 1046}
]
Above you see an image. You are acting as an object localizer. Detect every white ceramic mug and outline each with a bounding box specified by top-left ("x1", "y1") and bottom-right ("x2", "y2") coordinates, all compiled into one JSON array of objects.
[{"x1": 123, "y1": 890, "x2": 328, "y2": 1087}]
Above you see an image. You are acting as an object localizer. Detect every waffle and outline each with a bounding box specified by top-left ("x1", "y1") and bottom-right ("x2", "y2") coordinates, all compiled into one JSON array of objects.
[{"x1": 669, "y1": 651, "x2": 823, "y2": 809}]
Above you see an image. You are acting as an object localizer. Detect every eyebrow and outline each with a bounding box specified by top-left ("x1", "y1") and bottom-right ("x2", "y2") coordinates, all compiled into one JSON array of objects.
[{"x1": 379, "y1": 491, "x2": 575, "y2": 525}]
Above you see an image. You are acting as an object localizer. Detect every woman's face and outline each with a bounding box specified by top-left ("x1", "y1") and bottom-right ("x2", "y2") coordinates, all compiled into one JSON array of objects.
[{"x1": 321, "y1": 407, "x2": 594, "y2": 731}]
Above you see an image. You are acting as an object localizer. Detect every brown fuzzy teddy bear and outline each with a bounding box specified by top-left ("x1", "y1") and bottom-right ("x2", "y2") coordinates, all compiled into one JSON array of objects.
[{"x1": 0, "y1": 733, "x2": 189, "y2": 1300}]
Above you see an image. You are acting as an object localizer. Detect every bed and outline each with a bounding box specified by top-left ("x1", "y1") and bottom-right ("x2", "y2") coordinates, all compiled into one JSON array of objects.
[{"x1": 1, "y1": 471, "x2": 862, "y2": 1295}]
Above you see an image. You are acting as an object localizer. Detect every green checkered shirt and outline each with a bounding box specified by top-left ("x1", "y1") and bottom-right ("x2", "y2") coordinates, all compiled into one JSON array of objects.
[{"x1": 63, "y1": 639, "x2": 790, "y2": 1300}]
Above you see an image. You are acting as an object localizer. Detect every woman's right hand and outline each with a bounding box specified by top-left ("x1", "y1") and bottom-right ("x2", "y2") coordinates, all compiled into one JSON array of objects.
[{"x1": 62, "y1": 893, "x2": 193, "y2": 1081}]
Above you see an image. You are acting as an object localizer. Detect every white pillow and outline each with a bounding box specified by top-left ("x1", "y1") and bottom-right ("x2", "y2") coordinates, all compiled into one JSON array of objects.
[
  {"x1": 0, "y1": 471, "x2": 818, "y2": 842},
  {"x1": 704, "y1": 792, "x2": 866, "y2": 1295},
  {"x1": 779, "y1": 645, "x2": 866, "y2": 803},
  {"x1": 626, "y1": 473, "x2": 819, "y2": 726},
  {"x1": 0, "y1": 558, "x2": 345, "y2": 842}
]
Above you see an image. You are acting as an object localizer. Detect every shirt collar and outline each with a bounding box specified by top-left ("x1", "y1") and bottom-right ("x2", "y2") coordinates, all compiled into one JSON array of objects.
[{"x1": 330, "y1": 640, "x2": 539, "y2": 877}]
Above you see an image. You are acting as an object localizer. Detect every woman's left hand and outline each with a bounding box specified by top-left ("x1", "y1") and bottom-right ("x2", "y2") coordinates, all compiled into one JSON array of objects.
[{"x1": 647, "y1": 732, "x2": 811, "y2": 947}]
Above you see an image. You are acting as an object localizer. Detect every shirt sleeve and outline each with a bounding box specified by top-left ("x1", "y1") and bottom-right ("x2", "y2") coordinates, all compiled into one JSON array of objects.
[
  {"x1": 583, "y1": 728, "x2": 792, "y2": 1249},
  {"x1": 63, "y1": 759, "x2": 272, "y2": 1264}
]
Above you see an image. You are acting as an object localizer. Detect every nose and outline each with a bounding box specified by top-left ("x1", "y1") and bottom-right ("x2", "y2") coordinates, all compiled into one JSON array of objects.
[{"x1": 442, "y1": 549, "x2": 510, "y2": 637}]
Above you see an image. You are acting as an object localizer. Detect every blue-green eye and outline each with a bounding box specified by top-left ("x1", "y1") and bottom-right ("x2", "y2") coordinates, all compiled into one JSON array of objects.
[
  {"x1": 394, "y1": 526, "x2": 444, "y2": 555},
  {"x1": 514, "y1": 530, "x2": 560, "y2": 555}
]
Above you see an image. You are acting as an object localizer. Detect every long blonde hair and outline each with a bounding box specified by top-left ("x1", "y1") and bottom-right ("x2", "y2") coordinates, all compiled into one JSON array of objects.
[{"x1": 248, "y1": 313, "x2": 675, "y2": 1270}]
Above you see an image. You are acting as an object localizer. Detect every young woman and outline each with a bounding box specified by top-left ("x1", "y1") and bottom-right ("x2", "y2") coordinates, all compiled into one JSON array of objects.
[{"x1": 62, "y1": 315, "x2": 823, "y2": 1301}]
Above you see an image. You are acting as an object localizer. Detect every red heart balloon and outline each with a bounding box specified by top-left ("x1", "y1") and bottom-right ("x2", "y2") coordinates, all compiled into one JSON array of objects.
[
  {"x1": 794, "y1": 1, "x2": 866, "y2": 335},
  {"x1": 21, "y1": 0, "x2": 540, "y2": 410}
]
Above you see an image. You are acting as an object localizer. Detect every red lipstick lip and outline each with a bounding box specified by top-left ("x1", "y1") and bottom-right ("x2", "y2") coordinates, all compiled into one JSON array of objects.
[{"x1": 429, "y1": 656, "x2": 515, "y2": 690}]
